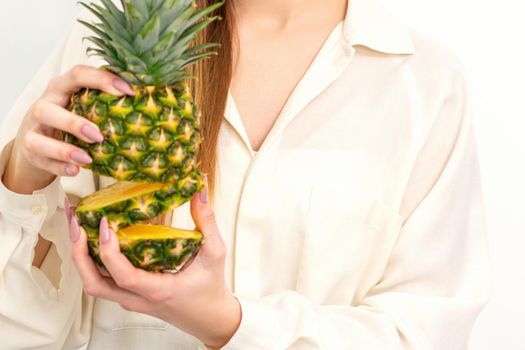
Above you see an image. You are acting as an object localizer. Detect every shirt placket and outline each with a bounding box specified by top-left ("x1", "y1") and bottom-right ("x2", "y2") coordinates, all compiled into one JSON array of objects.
[{"x1": 229, "y1": 25, "x2": 356, "y2": 298}]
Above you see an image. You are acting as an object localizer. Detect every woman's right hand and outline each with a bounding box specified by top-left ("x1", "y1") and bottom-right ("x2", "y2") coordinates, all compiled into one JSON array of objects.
[{"x1": 2, "y1": 65, "x2": 135, "y2": 194}]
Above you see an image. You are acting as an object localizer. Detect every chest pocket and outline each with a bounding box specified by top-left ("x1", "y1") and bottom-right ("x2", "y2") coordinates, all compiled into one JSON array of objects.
[
  {"x1": 93, "y1": 298, "x2": 169, "y2": 331},
  {"x1": 296, "y1": 184, "x2": 403, "y2": 305}
]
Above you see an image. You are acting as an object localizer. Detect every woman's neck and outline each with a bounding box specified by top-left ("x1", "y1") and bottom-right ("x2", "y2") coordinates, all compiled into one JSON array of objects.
[{"x1": 232, "y1": 0, "x2": 348, "y2": 30}]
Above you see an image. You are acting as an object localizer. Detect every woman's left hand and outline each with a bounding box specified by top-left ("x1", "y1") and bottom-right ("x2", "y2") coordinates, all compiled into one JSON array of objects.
[{"x1": 67, "y1": 186, "x2": 241, "y2": 349}]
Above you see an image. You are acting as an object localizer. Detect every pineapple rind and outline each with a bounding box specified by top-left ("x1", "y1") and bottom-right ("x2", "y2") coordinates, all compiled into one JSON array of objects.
[
  {"x1": 76, "y1": 170, "x2": 204, "y2": 272},
  {"x1": 66, "y1": 86, "x2": 200, "y2": 183},
  {"x1": 76, "y1": 171, "x2": 204, "y2": 271},
  {"x1": 86, "y1": 225, "x2": 202, "y2": 272},
  {"x1": 76, "y1": 170, "x2": 204, "y2": 231},
  {"x1": 67, "y1": 0, "x2": 222, "y2": 272},
  {"x1": 69, "y1": 86, "x2": 204, "y2": 272}
]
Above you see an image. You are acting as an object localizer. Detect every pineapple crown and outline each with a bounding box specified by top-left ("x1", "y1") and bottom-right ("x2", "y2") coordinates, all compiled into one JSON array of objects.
[{"x1": 79, "y1": 0, "x2": 223, "y2": 87}]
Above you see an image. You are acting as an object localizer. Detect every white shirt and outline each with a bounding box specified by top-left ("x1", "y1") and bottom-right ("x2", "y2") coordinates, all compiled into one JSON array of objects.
[{"x1": 0, "y1": 0, "x2": 490, "y2": 349}]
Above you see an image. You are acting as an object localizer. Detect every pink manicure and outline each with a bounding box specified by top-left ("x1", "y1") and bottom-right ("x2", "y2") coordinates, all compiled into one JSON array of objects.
[
  {"x1": 65, "y1": 198, "x2": 72, "y2": 224},
  {"x1": 199, "y1": 176, "x2": 208, "y2": 204},
  {"x1": 81, "y1": 124, "x2": 104, "y2": 143},
  {"x1": 65, "y1": 165, "x2": 78, "y2": 176},
  {"x1": 70, "y1": 150, "x2": 92, "y2": 164},
  {"x1": 70, "y1": 217, "x2": 80, "y2": 243},
  {"x1": 100, "y1": 217, "x2": 110, "y2": 244},
  {"x1": 113, "y1": 78, "x2": 136, "y2": 95},
  {"x1": 199, "y1": 186, "x2": 208, "y2": 204}
]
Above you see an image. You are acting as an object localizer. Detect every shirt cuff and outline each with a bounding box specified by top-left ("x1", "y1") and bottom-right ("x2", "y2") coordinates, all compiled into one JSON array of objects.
[
  {"x1": 0, "y1": 141, "x2": 63, "y2": 233},
  {"x1": 222, "y1": 296, "x2": 279, "y2": 349}
]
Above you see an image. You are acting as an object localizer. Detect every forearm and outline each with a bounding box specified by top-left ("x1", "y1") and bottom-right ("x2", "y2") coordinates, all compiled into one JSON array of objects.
[
  {"x1": 200, "y1": 292, "x2": 242, "y2": 350},
  {"x1": 2, "y1": 139, "x2": 57, "y2": 195},
  {"x1": 222, "y1": 288, "x2": 487, "y2": 350}
]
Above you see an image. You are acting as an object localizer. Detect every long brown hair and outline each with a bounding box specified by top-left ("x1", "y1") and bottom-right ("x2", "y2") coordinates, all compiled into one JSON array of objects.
[
  {"x1": 153, "y1": 1, "x2": 234, "y2": 226},
  {"x1": 192, "y1": 0, "x2": 235, "y2": 199}
]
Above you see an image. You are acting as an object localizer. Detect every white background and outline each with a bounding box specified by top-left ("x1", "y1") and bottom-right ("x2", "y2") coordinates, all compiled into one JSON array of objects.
[{"x1": 0, "y1": 1, "x2": 524, "y2": 349}]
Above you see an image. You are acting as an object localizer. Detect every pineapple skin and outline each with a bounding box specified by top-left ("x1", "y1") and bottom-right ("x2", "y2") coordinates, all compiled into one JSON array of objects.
[
  {"x1": 89, "y1": 230, "x2": 202, "y2": 273},
  {"x1": 76, "y1": 170, "x2": 204, "y2": 232},
  {"x1": 65, "y1": 0, "x2": 223, "y2": 272},
  {"x1": 76, "y1": 171, "x2": 204, "y2": 272},
  {"x1": 118, "y1": 234, "x2": 201, "y2": 272},
  {"x1": 66, "y1": 85, "x2": 201, "y2": 183},
  {"x1": 67, "y1": 86, "x2": 205, "y2": 272}
]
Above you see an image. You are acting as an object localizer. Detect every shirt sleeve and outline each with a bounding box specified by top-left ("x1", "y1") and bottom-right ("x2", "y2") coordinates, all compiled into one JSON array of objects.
[
  {"x1": 0, "y1": 22, "x2": 95, "y2": 350},
  {"x1": 223, "y1": 67, "x2": 490, "y2": 349}
]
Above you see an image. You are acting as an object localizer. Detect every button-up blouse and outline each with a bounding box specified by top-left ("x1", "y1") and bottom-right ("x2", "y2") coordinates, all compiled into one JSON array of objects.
[{"x1": 0, "y1": 0, "x2": 490, "y2": 348}]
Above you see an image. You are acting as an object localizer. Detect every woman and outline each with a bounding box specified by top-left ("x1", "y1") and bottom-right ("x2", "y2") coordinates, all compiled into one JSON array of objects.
[{"x1": 0, "y1": 0, "x2": 490, "y2": 349}]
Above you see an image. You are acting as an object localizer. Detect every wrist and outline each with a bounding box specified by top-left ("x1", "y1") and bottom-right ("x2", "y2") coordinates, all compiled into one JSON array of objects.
[
  {"x1": 2, "y1": 141, "x2": 56, "y2": 194},
  {"x1": 203, "y1": 292, "x2": 242, "y2": 349}
]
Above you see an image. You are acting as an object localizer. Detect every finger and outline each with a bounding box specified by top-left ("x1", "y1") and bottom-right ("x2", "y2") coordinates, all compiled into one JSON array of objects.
[
  {"x1": 97, "y1": 217, "x2": 171, "y2": 299},
  {"x1": 44, "y1": 65, "x2": 135, "y2": 106},
  {"x1": 190, "y1": 181, "x2": 226, "y2": 258},
  {"x1": 25, "y1": 131, "x2": 93, "y2": 166},
  {"x1": 70, "y1": 217, "x2": 146, "y2": 309},
  {"x1": 64, "y1": 197, "x2": 74, "y2": 224},
  {"x1": 27, "y1": 152, "x2": 79, "y2": 177},
  {"x1": 31, "y1": 100, "x2": 103, "y2": 143}
]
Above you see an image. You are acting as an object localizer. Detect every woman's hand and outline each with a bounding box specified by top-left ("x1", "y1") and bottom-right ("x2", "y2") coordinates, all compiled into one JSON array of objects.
[
  {"x1": 68, "y1": 186, "x2": 242, "y2": 349},
  {"x1": 3, "y1": 65, "x2": 135, "y2": 194}
]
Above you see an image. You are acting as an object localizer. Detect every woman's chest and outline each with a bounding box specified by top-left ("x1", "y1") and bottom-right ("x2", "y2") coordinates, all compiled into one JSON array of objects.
[{"x1": 215, "y1": 79, "x2": 420, "y2": 303}]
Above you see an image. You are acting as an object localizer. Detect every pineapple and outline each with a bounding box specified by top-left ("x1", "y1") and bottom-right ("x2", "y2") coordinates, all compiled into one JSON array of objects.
[
  {"x1": 67, "y1": 87, "x2": 201, "y2": 183},
  {"x1": 75, "y1": 171, "x2": 204, "y2": 271},
  {"x1": 118, "y1": 225, "x2": 202, "y2": 272},
  {"x1": 66, "y1": 0, "x2": 222, "y2": 271}
]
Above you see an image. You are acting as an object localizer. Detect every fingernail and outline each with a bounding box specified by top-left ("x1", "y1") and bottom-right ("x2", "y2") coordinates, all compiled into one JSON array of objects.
[
  {"x1": 70, "y1": 150, "x2": 93, "y2": 164},
  {"x1": 81, "y1": 124, "x2": 104, "y2": 143},
  {"x1": 65, "y1": 165, "x2": 78, "y2": 176},
  {"x1": 198, "y1": 175, "x2": 209, "y2": 203},
  {"x1": 70, "y1": 216, "x2": 80, "y2": 243},
  {"x1": 113, "y1": 78, "x2": 135, "y2": 95},
  {"x1": 199, "y1": 179, "x2": 208, "y2": 204},
  {"x1": 65, "y1": 198, "x2": 72, "y2": 224},
  {"x1": 100, "y1": 217, "x2": 110, "y2": 244}
]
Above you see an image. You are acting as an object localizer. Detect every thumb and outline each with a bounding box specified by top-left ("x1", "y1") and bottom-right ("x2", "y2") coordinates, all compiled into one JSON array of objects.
[{"x1": 190, "y1": 183, "x2": 225, "y2": 257}]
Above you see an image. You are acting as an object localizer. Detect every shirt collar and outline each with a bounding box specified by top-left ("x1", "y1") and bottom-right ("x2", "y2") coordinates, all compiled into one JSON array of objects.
[{"x1": 342, "y1": 0, "x2": 416, "y2": 55}]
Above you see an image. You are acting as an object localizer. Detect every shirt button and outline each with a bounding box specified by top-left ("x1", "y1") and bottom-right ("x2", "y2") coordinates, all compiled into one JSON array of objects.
[{"x1": 32, "y1": 205, "x2": 45, "y2": 216}]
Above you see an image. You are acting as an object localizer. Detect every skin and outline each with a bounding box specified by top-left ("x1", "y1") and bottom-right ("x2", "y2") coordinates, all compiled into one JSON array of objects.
[
  {"x1": 2, "y1": 0, "x2": 347, "y2": 348},
  {"x1": 231, "y1": 0, "x2": 348, "y2": 151}
]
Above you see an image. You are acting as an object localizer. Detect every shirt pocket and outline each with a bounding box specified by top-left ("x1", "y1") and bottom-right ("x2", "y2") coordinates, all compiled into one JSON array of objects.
[
  {"x1": 93, "y1": 298, "x2": 169, "y2": 331},
  {"x1": 296, "y1": 184, "x2": 403, "y2": 305}
]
